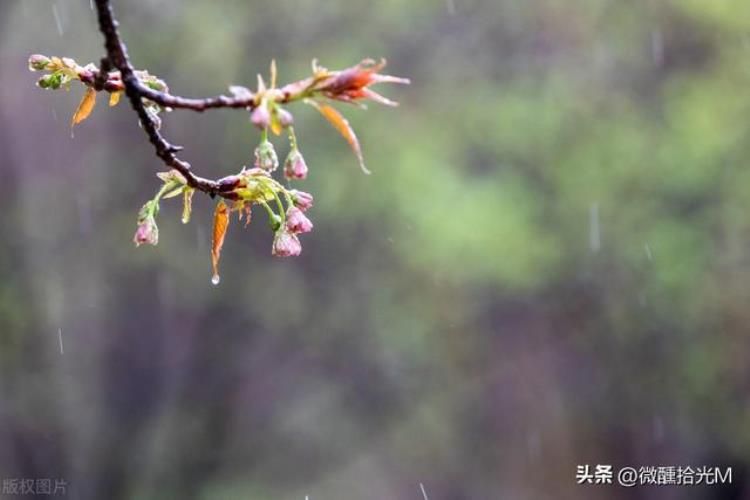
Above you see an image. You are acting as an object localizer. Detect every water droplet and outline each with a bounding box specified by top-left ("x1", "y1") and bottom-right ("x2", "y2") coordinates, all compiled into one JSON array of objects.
[{"x1": 211, "y1": 274, "x2": 221, "y2": 286}]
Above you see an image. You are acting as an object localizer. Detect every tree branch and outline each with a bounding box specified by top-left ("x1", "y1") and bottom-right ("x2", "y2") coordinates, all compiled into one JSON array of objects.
[
  {"x1": 93, "y1": 0, "x2": 222, "y2": 196},
  {"x1": 135, "y1": 84, "x2": 256, "y2": 111},
  {"x1": 85, "y1": 0, "x2": 407, "y2": 198}
]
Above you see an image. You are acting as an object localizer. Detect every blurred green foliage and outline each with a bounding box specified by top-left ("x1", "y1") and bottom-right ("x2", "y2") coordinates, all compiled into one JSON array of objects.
[{"x1": 2, "y1": 0, "x2": 750, "y2": 498}]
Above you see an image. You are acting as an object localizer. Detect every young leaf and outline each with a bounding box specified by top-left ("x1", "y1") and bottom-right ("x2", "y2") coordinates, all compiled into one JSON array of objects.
[
  {"x1": 211, "y1": 200, "x2": 230, "y2": 285},
  {"x1": 71, "y1": 87, "x2": 97, "y2": 127},
  {"x1": 182, "y1": 188, "x2": 195, "y2": 224},
  {"x1": 161, "y1": 185, "x2": 185, "y2": 199},
  {"x1": 156, "y1": 170, "x2": 188, "y2": 184},
  {"x1": 307, "y1": 100, "x2": 370, "y2": 174},
  {"x1": 109, "y1": 91, "x2": 122, "y2": 107},
  {"x1": 270, "y1": 108, "x2": 283, "y2": 136}
]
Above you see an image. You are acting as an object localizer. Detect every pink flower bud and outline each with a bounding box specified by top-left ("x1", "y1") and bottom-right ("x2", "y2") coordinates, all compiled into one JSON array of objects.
[
  {"x1": 289, "y1": 189, "x2": 314, "y2": 211},
  {"x1": 284, "y1": 149, "x2": 308, "y2": 180},
  {"x1": 28, "y1": 54, "x2": 51, "y2": 71},
  {"x1": 285, "y1": 206, "x2": 313, "y2": 234},
  {"x1": 276, "y1": 108, "x2": 294, "y2": 128},
  {"x1": 250, "y1": 103, "x2": 271, "y2": 129},
  {"x1": 133, "y1": 215, "x2": 158, "y2": 246},
  {"x1": 272, "y1": 229, "x2": 302, "y2": 257}
]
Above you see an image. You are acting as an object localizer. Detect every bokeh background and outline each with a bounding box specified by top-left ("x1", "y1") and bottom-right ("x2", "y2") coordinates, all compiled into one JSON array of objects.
[{"x1": 2, "y1": 0, "x2": 750, "y2": 498}]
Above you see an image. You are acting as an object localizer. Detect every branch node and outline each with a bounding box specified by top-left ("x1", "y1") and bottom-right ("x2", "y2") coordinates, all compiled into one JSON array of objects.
[{"x1": 93, "y1": 56, "x2": 111, "y2": 91}]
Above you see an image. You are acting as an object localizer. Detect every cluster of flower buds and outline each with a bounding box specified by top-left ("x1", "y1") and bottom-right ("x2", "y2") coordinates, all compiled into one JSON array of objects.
[
  {"x1": 245, "y1": 66, "x2": 310, "y2": 181},
  {"x1": 31, "y1": 53, "x2": 408, "y2": 284},
  {"x1": 216, "y1": 166, "x2": 314, "y2": 264},
  {"x1": 29, "y1": 55, "x2": 91, "y2": 90},
  {"x1": 251, "y1": 123, "x2": 308, "y2": 180},
  {"x1": 132, "y1": 170, "x2": 193, "y2": 247},
  {"x1": 272, "y1": 205, "x2": 313, "y2": 257},
  {"x1": 29, "y1": 54, "x2": 169, "y2": 128},
  {"x1": 134, "y1": 165, "x2": 315, "y2": 283}
]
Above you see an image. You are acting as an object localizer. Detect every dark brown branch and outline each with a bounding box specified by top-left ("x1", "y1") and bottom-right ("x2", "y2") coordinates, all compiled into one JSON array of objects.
[
  {"x1": 89, "y1": 0, "x2": 406, "y2": 197},
  {"x1": 93, "y1": 0, "x2": 222, "y2": 196},
  {"x1": 80, "y1": 69, "x2": 299, "y2": 112},
  {"x1": 135, "y1": 84, "x2": 255, "y2": 111},
  {"x1": 80, "y1": 68, "x2": 260, "y2": 110},
  {"x1": 92, "y1": 57, "x2": 111, "y2": 91}
]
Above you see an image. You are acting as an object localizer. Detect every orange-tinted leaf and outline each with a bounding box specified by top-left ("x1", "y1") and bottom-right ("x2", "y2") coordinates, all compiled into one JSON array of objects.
[
  {"x1": 71, "y1": 87, "x2": 97, "y2": 126},
  {"x1": 109, "y1": 91, "x2": 122, "y2": 107},
  {"x1": 211, "y1": 200, "x2": 230, "y2": 285},
  {"x1": 270, "y1": 111, "x2": 283, "y2": 136},
  {"x1": 307, "y1": 100, "x2": 370, "y2": 174}
]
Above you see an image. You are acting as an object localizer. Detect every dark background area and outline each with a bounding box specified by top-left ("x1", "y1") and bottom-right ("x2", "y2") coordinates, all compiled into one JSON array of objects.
[{"x1": 2, "y1": 0, "x2": 750, "y2": 498}]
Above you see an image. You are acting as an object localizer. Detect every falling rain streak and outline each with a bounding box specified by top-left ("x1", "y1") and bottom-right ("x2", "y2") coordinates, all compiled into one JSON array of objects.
[
  {"x1": 446, "y1": 0, "x2": 456, "y2": 16},
  {"x1": 52, "y1": 3, "x2": 64, "y2": 36},
  {"x1": 589, "y1": 202, "x2": 600, "y2": 252},
  {"x1": 420, "y1": 483, "x2": 430, "y2": 500},
  {"x1": 58, "y1": 328, "x2": 64, "y2": 355},
  {"x1": 651, "y1": 30, "x2": 664, "y2": 66}
]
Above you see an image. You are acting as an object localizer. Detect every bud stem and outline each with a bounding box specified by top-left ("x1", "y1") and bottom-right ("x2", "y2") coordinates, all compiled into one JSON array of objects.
[
  {"x1": 259, "y1": 200, "x2": 280, "y2": 230},
  {"x1": 282, "y1": 190, "x2": 294, "y2": 207},
  {"x1": 287, "y1": 126, "x2": 299, "y2": 150},
  {"x1": 270, "y1": 188, "x2": 287, "y2": 225}
]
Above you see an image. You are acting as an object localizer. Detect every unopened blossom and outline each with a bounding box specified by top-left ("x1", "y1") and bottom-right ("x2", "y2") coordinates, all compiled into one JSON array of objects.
[
  {"x1": 272, "y1": 229, "x2": 302, "y2": 257},
  {"x1": 285, "y1": 206, "x2": 313, "y2": 234},
  {"x1": 254, "y1": 139, "x2": 278, "y2": 171},
  {"x1": 276, "y1": 108, "x2": 294, "y2": 128},
  {"x1": 133, "y1": 214, "x2": 158, "y2": 246},
  {"x1": 284, "y1": 149, "x2": 308, "y2": 180},
  {"x1": 28, "y1": 54, "x2": 51, "y2": 71},
  {"x1": 251, "y1": 102, "x2": 271, "y2": 129},
  {"x1": 289, "y1": 189, "x2": 313, "y2": 211}
]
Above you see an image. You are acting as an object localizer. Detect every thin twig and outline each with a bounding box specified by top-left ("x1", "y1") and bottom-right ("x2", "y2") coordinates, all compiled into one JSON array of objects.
[{"x1": 93, "y1": 0, "x2": 223, "y2": 196}]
